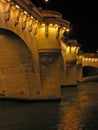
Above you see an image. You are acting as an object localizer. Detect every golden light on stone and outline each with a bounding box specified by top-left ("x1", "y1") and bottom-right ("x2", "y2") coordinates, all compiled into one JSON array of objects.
[
  {"x1": 88, "y1": 58, "x2": 91, "y2": 62},
  {"x1": 85, "y1": 58, "x2": 88, "y2": 62},
  {"x1": 0, "y1": 0, "x2": 6, "y2": 3},
  {"x1": 54, "y1": 24, "x2": 58, "y2": 27},
  {"x1": 49, "y1": 23, "x2": 53, "y2": 26},
  {"x1": 66, "y1": 46, "x2": 70, "y2": 53},
  {"x1": 95, "y1": 59, "x2": 97, "y2": 62},
  {"x1": 0, "y1": 0, "x2": 98, "y2": 102},
  {"x1": 91, "y1": 58, "x2": 94, "y2": 62},
  {"x1": 42, "y1": 23, "x2": 45, "y2": 27},
  {"x1": 76, "y1": 47, "x2": 80, "y2": 54},
  {"x1": 71, "y1": 46, "x2": 76, "y2": 53},
  {"x1": 35, "y1": 20, "x2": 38, "y2": 23},
  {"x1": 63, "y1": 27, "x2": 66, "y2": 30}
]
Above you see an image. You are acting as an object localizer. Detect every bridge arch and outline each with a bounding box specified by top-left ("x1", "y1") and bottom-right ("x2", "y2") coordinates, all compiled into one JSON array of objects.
[
  {"x1": 83, "y1": 66, "x2": 98, "y2": 77},
  {"x1": 0, "y1": 28, "x2": 35, "y2": 71},
  {"x1": 0, "y1": 28, "x2": 41, "y2": 99},
  {"x1": 0, "y1": 0, "x2": 40, "y2": 74}
]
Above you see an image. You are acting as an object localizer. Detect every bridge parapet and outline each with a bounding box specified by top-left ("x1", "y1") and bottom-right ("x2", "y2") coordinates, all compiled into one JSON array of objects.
[
  {"x1": 0, "y1": 0, "x2": 70, "y2": 50},
  {"x1": 82, "y1": 53, "x2": 98, "y2": 68}
]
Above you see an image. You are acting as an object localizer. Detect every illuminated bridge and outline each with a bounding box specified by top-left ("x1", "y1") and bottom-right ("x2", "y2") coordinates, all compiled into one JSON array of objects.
[
  {"x1": 77, "y1": 52, "x2": 98, "y2": 81},
  {"x1": 82, "y1": 53, "x2": 98, "y2": 77},
  {"x1": 0, "y1": 0, "x2": 97, "y2": 100}
]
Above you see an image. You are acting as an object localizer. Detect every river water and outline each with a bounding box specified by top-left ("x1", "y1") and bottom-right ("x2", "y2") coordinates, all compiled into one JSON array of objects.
[{"x1": 0, "y1": 82, "x2": 98, "y2": 130}]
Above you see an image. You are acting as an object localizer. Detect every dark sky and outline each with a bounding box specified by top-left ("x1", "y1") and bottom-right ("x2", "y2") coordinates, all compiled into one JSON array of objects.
[{"x1": 31, "y1": 0, "x2": 98, "y2": 53}]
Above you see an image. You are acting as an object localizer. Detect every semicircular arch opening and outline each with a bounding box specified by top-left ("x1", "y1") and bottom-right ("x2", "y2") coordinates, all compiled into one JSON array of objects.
[{"x1": 0, "y1": 28, "x2": 35, "y2": 98}]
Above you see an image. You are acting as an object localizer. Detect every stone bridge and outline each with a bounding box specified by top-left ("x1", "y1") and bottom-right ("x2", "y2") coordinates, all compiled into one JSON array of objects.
[
  {"x1": 0, "y1": 0, "x2": 97, "y2": 100},
  {"x1": 82, "y1": 53, "x2": 98, "y2": 77},
  {"x1": 77, "y1": 52, "x2": 98, "y2": 78}
]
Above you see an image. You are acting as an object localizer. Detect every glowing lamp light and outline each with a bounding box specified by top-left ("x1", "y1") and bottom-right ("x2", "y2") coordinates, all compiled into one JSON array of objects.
[
  {"x1": 44, "y1": 0, "x2": 49, "y2": 2},
  {"x1": 55, "y1": 24, "x2": 58, "y2": 27},
  {"x1": 24, "y1": 11, "x2": 27, "y2": 14},
  {"x1": 15, "y1": 5, "x2": 20, "y2": 9},
  {"x1": 31, "y1": 16, "x2": 34, "y2": 19},
  {"x1": 49, "y1": 23, "x2": 53, "y2": 26},
  {"x1": 35, "y1": 20, "x2": 38, "y2": 23},
  {"x1": 66, "y1": 28, "x2": 70, "y2": 32},
  {"x1": 63, "y1": 27, "x2": 66, "y2": 30},
  {"x1": 42, "y1": 23, "x2": 45, "y2": 27}
]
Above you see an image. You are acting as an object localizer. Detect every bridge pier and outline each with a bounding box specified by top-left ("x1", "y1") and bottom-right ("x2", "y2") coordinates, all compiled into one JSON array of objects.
[
  {"x1": 61, "y1": 39, "x2": 80, "y2": 87},
  {"x1": 77, "y1": 63, "x2": 83, "y2": 82},
  {"x1": 61, "y1": 60, "x2": 78, "y2": 87},
  {"x1": 37, "y1": 53, "x2": 62, "y2": 100}
]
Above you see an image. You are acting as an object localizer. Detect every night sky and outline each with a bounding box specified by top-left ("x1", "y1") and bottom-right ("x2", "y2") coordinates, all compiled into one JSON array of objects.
[{"x1": 31, "y1": 0, "x2": 98, "y2": 53}]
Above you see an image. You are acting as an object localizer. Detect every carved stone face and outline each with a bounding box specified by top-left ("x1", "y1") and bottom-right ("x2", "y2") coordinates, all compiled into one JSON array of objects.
[
  {"x1": 39, "y1": 52, "x2": 60, "y2": 66},
  {"x1": 66, "y1": 60, "x2": 77, "y2": 68}
]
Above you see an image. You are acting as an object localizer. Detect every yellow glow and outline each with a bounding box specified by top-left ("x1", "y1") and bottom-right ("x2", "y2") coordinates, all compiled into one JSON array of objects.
[
  {"x1": 83, "y1": 58, "x2": 85, "y2": 61},
  {"x1": 30, "y1": 16, "x2": 34, "y2": 19},
  {"x1": 0, "y1": 0, "x2": 6, "y2": 3},
  {"x1": 88, "y1": 58, "x2": 91, "y2": 62},
  {"x1": 79, "y1": 55, "x2": 82, "y2": 60},
  {"x1": 85, "y1": 58, "x2": 87, "y2": 62},
  {"x1": 40, "y1": 27, "x2": 45, "y2": 34},
  {"x1": 76, "y1": 47, "x2": 80, "y2": 54},
  {"x1": 91, "y1": 58, "x2": 94, "y2": 62},
  {"x1": 49, "y1": 23, "x2": 53, "y2": 26},
  {"x1": 35, "y1": 20, "x2": 38, "y2": 23},
  {"x1": 86, "y1": 58, "x2": 89, "y2": 62},
  {"x1": 95, "y1": 58, "x2": 98, "y2": 62},
  {"x1": 24, "y1": 11, "x2": 27, "y2": 14},
  {"x1": 66, "y1": 46, "x2": 70, "y2": 53},
  {"x1": 54, "y1": 24, "x2": 58, "y2": 27},
  {"x1": 71, "y1": 46, "x2": 76, "y2": 53},
  {"x1": 49, "y1": 26, "x2": 57, "y2": 35},
  {"x1": 42, "y1": 23, "x2": 45, "y2": 27},
  {"x1": 63, "y1": 27, "x2": 66, "y2": 30},
  {"x1": 15, "y1": 5, "x2": 20, "y2": 9},
  {"x1": 66, "y1": 28, "x2": 70, "y2": 32}
]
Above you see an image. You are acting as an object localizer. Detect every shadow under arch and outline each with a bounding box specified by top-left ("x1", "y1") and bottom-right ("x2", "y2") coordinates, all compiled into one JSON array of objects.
[
  {"x1": 83, "y1": 66, "x2": 98, "y2": 77},
  {"x1": 0, "y1": 28, "x2": 36, "y2": 98}
]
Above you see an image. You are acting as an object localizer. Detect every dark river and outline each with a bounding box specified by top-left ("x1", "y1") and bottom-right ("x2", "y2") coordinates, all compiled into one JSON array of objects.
[{"x1": 0, "y1": 82, "x2": 98, "y2": 130}]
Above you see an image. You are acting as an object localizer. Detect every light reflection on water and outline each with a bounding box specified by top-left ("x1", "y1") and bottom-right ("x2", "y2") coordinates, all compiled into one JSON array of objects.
[
  {"x1": 0, "y1": 82, "x2": 98, "y2": 130},
  {"x1": 58, "y1": 82, "x2": 98, "y2": 130}
]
